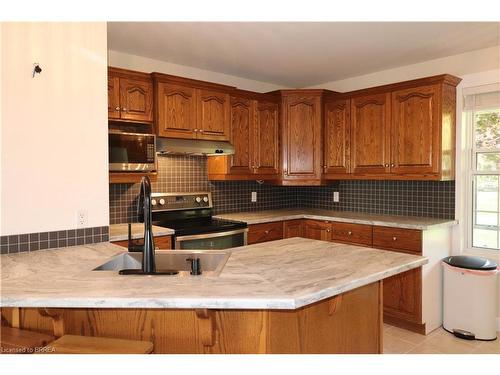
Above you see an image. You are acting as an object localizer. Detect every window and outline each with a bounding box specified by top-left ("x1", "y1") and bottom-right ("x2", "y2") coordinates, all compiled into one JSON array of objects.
[{"x1": 465, "y1": 87, "x2": 500, "y2": 250}]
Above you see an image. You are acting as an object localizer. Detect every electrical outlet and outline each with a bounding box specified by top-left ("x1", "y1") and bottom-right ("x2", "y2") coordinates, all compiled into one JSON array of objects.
[
  {"x1": 251, "y1": 191, "x2": 257, "y2": 203},
  {"x1": 77, "y1": 209, "x2": 88, "y2": 228},
  {"x1": 333, "y1": 192, "x2": 340, "y2": 203}
]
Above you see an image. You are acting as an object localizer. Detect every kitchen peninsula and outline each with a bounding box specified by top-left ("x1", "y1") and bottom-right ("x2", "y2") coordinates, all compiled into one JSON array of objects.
[{"x1": 1, "y1": 237, "x2": 426, "y2": 353}]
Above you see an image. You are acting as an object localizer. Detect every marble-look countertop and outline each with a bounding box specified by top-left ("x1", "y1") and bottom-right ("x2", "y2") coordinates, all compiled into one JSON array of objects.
[
  {"x1": 214, "y1": 209, "x2": 457, "y2": 230},
  {"x1": 109, "y1": 223, "x2": 174, "y2": 242},
  {"x1": 0, "y1": 238, "x2": 426, "y2": 309}
]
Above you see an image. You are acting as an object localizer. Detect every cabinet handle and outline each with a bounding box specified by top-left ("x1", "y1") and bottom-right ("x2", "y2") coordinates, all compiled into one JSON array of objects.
[
  {"x1": 392, "y1": 236, "x2": 397, "y2": 241},
  {"x1": 122, "y1": 107, "x2": 127, "y2": 112},
  {"x1": 391, "y1": 163, "x2": 395, "y2": 167},
  {"x1": 114, "y1": 106, "x2": 120, "y2": 111},
  {"x1": 348, "y1": 231, "x2": 352, "y2": 236},
  {"x1": 199, "y1": 129, "x2": 204, "y2": 133},
  {"x1": 194, "y1": 129, "x2": 198, "y2": 132},
  {"x1": 326, "y1": 229, "x2": 331, "y2": 232},
  {"x1": 385, "y1": 163, "x2": 389, "y2": 167},
  {"x1": 264, "y1": 230, "x2": 270, "y2": 234}
]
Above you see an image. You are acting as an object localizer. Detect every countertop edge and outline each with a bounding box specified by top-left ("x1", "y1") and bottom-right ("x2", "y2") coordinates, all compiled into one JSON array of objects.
[{"x1": 214, "y1": 212, "x2": 458, "y2": 230}]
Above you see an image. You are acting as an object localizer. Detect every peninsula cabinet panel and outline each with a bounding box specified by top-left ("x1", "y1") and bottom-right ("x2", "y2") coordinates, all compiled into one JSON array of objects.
[
  {"x1": 228, "y1": 97, "x2": 254, "y2": 175},
  {"x1": 282, "y1": 93, "x2": 323, "y2": 184},
  {"x1": 391, "y1": 84, "x2": 440, "y2": 175},
  {"x1": 383, "y1": 268, "x2": 422, "y2": 325},
  {"x1": 303, "y1": 220, "x2": 332, "y2": 241},
  {"x1": 108, "y1": 76, "x2": 120, "y2": 120},
  {"x1": 255, "y1": 100, "x2": 280, "y2": 175},
  {"x1": 351, "y1": 93, "x2": 392, "y2": 175},
  {"x1": 324, "y1": 98, "x2": 351, "y2": 175},
  {"x1": 283, "y1": 220, "x2": 304, "y2": 238},
  {"x1": 119, "y1": 78, "x2": 154, "y2": 122},
  {"x1": 196, "y1": 89, "x2": 231, "y2": 141},
  {"x1": 156, "y1": 82, "x2": 197, "y2": 139}
]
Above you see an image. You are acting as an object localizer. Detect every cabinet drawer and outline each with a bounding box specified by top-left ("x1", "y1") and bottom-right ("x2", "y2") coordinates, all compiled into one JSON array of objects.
[
  {"x1": 248, "y1": 222, "x2": 284, "y2": 244},
  {"x1": 373, "y1": 227, "x2": 422, "y2": 254},
  {"x1": 331, "y1": 222, "x2": 372, "y2": 246}
]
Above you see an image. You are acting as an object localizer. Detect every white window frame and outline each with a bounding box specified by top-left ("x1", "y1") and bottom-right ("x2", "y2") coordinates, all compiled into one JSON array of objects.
[{"x1": 456, "y1": 71, "x2": 500, "y2": 260}]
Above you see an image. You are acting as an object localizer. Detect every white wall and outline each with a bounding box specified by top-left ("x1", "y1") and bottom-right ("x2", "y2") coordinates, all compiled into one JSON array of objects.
[
  {"x1": 1, "y1": 22, "x2": 109, "y2": 235},
  {"x1": 308, "y1": 45, "x2": 500, "y2": 92},
  {"x1": 108, "y1": 50, "x2": 288, "y2": 92}
]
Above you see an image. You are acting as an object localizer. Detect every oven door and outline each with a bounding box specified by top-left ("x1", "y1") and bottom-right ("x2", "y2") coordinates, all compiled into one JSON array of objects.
[{"x1": 174, "y1": 229, "x2": 248, "y2": 250}]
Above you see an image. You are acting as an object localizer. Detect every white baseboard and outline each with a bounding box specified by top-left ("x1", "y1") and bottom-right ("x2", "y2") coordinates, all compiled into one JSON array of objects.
[{"x1": 497, "y1": 317, "x2": 500, "y2": 332}]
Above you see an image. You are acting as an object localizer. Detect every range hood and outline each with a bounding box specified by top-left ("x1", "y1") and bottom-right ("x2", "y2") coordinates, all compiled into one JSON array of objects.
[{"x1": 156, "y1": 137, "x2": 235, "y2": 156}]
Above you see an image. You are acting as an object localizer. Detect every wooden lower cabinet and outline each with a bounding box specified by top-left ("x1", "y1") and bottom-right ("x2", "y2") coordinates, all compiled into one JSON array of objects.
[
  {"x1": 383, "y1": 268, "x2": 422, "y2": 328},
  {"x1": 247, "y1": 222, "x2": 283, "y2": 244},
  {"x1": 0, "y1": 281, "x2": 383, "y2": 354},
  {"x1": 303, "y1": 220, "x2": 332, "y2": 241},
  {"x1": 283, "y1": 220, "x2": 304, "y2": 238},
  {"x1": 331, "y1": 222, "x2": 372, "y2": 246},
  {"x1": 112, "y1": 235, "x2": 172, "y2": 250}
]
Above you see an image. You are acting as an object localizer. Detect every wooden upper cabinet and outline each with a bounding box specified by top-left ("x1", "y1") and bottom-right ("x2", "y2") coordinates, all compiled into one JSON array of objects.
[
  {"x1": 196, "y1": 89, "x2": 231, "y2": 141},
  {"x1": 351, "y1": 93, "x2": 392, "y2": 175},
  {"x1": 108, "y1": 68, "x2": 153, "y2": 123},
  {"x1": 324, "y1": 98, "x2": 350, "y2": 175},
  {"x1": 119, "y1": 78, "x2": 153, "y2": 122},
  {"x1": 156, "y1": 82, "x2": 196, "y2": 139},
  {"x1": 391, "y1": 84, "x2": 440, "y2": 175},
  {"x1": 108, "y1": 76, "x2": 120, "y2": 120},
  {"x1": 282, "y1": 92, "x2": 324, "y2": 184},
  {"x1": 255, "y1": 100, "x2": 280, "y2": 175},
  {"x1": 229, "y1": 97, "x2": 254, "y2": 174}
]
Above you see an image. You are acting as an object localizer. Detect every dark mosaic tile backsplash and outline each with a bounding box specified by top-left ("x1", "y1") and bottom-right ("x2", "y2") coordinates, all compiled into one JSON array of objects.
[{"x1": 109, "y1": 155, "x2": 455, "y2": 224}]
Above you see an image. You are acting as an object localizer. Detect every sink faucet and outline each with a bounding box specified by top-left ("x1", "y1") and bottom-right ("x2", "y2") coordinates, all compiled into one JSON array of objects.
[{"x1": 137, "y1": 176, "x2": 156, "y2": 274}]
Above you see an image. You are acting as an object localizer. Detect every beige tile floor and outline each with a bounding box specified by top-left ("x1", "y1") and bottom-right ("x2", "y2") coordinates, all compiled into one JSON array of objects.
[{"x1": 383, "y1": 324, "x2": 500, "y2": 354}]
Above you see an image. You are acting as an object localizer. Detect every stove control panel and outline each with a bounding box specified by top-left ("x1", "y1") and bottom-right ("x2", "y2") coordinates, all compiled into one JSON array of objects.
[{"x1": 150, "y1": 192, "x2": 213, "y2": 211}]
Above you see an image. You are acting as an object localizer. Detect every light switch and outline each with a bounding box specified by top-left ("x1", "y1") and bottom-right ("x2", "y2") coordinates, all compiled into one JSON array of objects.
[{"x1": 251, "y1": 191, "x2": 257, "y2": 202}]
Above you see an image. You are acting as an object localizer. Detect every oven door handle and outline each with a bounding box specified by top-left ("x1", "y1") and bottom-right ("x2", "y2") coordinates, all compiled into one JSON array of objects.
[{"x1": 174, "y1": 228, "x2": 248, "y2": 247}]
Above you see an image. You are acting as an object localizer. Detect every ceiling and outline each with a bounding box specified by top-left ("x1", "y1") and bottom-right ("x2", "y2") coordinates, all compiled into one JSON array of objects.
[{"x1": 107, "y1": 22, "x2": 500, "y2": 88}]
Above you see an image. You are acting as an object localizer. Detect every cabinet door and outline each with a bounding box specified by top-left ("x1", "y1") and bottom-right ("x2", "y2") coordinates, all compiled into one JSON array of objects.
[
  {"x1": 383, "y1": 268, "x2": 422, "y2": 324},
  {"x1": 197, "y1": 89, "x2": 231, "y2": 141},
  {"x1": 108, "y1": 76, "x2": 121, "y2": 120},
  {"x1": 351, "y1": 93, "x2": 391, "y2": 174},
  {"x1": 255, "y1": 100, "x2": 280, "y2": 175},
  {"x1": 229, "y1": 97, "x2": 255, "y2": 175},
  {"x1": 283, "y1": 95, "x2": 322, "y2": 181},
  {"x1": 303, "y1": 220, "x2": 332, "y2": 241},
  {"x1": 283, "y1": 220, "x2": 304, "y2": 238},
  {"x1": 391, "y1": 85, "x2": 440, "y2": 175},
  {"x1": 119, "y1": 78, "x2": 153, "y2": 122},
  {"x1": 156, "y1": 82, "x2": 196, "y2": 139},
  {"x1": 324, "y1": 98, "x2": 350, "y2": 174}
]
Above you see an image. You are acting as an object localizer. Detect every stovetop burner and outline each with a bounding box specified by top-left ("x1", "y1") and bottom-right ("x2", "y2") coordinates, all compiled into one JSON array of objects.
[{"x1": 150, "y1": 192, "x2": 247, "y2": 237}]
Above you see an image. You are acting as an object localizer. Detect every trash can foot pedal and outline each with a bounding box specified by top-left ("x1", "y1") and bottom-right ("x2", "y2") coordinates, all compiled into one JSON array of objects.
[{"x1": 452, "y1": 329, "x2": 475, "y2": 340}]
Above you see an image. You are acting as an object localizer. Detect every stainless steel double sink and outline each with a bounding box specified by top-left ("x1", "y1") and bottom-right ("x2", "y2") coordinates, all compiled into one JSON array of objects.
[{"x1": 93, "y1": 250, "x2": 231, "y2": 277}]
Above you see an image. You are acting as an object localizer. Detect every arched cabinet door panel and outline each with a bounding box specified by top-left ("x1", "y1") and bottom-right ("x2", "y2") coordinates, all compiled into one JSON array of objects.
[
  {"x1": 391, "y1": 84, "x2": 440, "y2": 175},
  {"x1": 229, "y1": 97, "x2": 254, "y2": 174},
  {"x1": 197, "y1": 89, "x2": 230, "y2": 141},
  {"x1": 350, "y1": 93, "x2": 391, "y2": 175},
  {"x1": 157, "y1": 82, "x2": 196, "y2": 139},
  {"x1": 119, "y1": 78, "x2": 153, "y2": 122}
]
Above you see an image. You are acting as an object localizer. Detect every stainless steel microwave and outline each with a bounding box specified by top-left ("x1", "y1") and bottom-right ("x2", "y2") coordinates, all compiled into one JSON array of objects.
[{"x1": 108, "y1": 131, "x2": 156, "y2": 172}]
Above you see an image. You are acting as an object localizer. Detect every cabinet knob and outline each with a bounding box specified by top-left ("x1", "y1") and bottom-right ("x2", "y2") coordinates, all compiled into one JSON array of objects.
[
  {"x1": 391, "y1": 163, "x2": 395, "y2": 167},
  {"x1": 199, "y1": 129, "x2": 204, "y2": 133},
  {"x1": 385, "y1": 163, "x2": 389, "y2": 167},
  {"x1": 326, "y1": 229, "x2": 331, "y2": 232},
  {"x1": 114, "y1": 106, "x2": 120, "y2": 111},
  {"x1": 264, "y1": 230, "x2": 270, "y2": 234},
  {"x1": 194, "y1": 129, "x2": 198, "y2": 132},
  {"x1": 392, "y1": 236, "x2": 397, "y2": 241},
  {"x1": 348, "y1": 231, "x2": 352, "y2": 236},
  {"x1": 122, "y1": 107, "x2": 127, "y2": 112}
]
